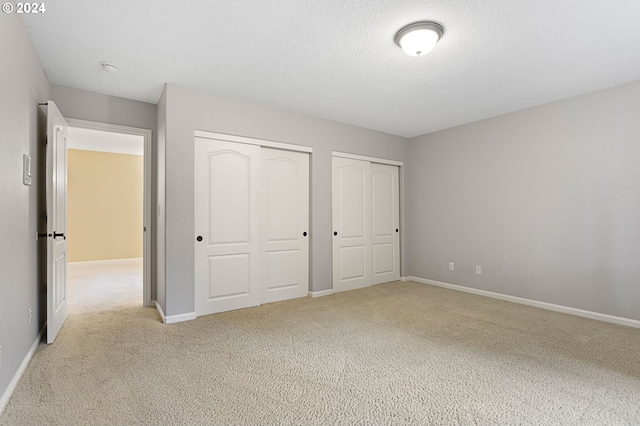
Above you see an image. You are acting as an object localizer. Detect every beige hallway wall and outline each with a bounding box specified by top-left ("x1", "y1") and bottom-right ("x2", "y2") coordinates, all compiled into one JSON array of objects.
[{"x1": 68, "y1": 149, "x2": 143, "y2": 262}]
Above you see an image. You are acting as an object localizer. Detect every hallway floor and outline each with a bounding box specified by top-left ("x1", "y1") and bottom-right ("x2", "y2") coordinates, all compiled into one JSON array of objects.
[{"x1": 67, "y1": 258, "x2": 142, "y2": 314}]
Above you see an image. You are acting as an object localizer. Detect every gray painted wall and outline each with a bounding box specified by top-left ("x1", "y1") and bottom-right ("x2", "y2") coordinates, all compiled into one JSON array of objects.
[
  {"x1": 51, "y1": 85, "x2": 157, "y2": 130},
  {"x1": 407, "y1": 80, "x2": 640, "y2": 321},
  {"x1": 0, "y1": 14, "x2": 50, "y2": 407},
  {"x1": 162, "y1": 84, "x2": 408, "y2": 316},
  {"x1": 51, "y1": 85, "x2": 158, "y2": 301}
]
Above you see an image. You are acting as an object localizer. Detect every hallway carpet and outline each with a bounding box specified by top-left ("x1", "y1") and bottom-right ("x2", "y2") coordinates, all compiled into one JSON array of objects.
[
  {"x1": 66, "y1": 258, "x2": 143, "y2": 315},
  {"x1": 1, "y1": 279, "x2": 639, "y2": 425}
]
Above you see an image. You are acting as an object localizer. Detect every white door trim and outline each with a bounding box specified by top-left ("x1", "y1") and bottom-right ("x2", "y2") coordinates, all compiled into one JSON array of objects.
[
  {"x1": 331, "y1": 151, "x2": 403, "y2": 167},
  {"x1": 195, "y1": 130, "x2": 313, "y2": 153},
  {"x1": 66, "y1": 118, "x2": 153, "y2": 308}
]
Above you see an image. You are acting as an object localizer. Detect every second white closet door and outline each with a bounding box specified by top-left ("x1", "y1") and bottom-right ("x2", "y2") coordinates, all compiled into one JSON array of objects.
[
  {"x1": 332, "y1": 157, "x2": 400, "y2": 293},
  {"x1": 332, "y1": 157, "x2": 372, "y2": 292},
  {"x1": 371, "y1": 163, "x2": 400, "y2": 285},
  {"x1": 261, "y1": 148, "x2": 309, "y2": 304}
]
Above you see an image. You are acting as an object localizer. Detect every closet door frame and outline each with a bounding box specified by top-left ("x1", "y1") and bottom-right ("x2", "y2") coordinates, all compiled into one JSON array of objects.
[{"x1": 331, "y1": 151, "x2": 404, "y2": 291}]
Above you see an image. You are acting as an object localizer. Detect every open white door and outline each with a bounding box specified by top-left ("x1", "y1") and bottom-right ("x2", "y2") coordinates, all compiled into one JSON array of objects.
[{"x1": 46, "y1": 101, "x2": 68, "y2": 344}]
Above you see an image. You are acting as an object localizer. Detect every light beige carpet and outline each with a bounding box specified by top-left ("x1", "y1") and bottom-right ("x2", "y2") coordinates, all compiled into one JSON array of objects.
[
  {"x1": 1, "y1": 279, "x2": 639, "y2": 425},
  {"x1": 66, "y1": 259, "x2": 143, "y2": 315}
]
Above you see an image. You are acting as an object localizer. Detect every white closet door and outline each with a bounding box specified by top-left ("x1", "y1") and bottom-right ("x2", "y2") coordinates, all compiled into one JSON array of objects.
[
  {"x1": 261, "y1": 148, "x2": 310, "y2": 303},
  {"x1": 195, "y1": 138, "x2": 261, "y2": 316},
  {"x1": 371, "y1": 163, "x2": 400, "y2": 284},
  {"x1": 332, "y1": 157, "x2": 372, "y2": 292}
]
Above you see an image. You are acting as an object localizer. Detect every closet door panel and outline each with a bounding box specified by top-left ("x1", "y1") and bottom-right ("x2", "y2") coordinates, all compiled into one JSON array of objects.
[
  {"x1": 332, "y1": 157, "x2": 372, "y2": 292},
  {"x1": 195, "y1": 138, "x2": 261, "y2": 315},
  {"x1": 371, "y1": 163, "x2": 400, "y2": 284},
  {"x1": 261, "y1": 148, "x2": 310, "y2": 303}
]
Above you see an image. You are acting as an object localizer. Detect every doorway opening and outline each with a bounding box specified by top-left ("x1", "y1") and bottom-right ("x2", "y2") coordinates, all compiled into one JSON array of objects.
[{"x1": 65, "y1": 120, "x2": 152, "y2": 313}]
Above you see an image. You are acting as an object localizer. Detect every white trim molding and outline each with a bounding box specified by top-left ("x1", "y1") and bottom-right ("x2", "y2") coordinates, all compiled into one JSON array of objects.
[
  {"x1": 0, "y1": 326, "x2": 45, "y2": 416},
  {"x1": 406, "y1": 277, "x2": 640, "y2": 329},
  {"x1": 309, "y1": 289, "x2": 334, "y2": 298},
  {"x1": 195, "y1": 130, "x2": 313, "y2": 153},
  {"x1": 155, "y1": 301, "x2": 196, "y2": 324},
  {"x1": 164, "y1": 312, "x2": 197, "y2": 324},
  {"x1": 331, "y1": 151, "x2": 403, "y2": 167}
]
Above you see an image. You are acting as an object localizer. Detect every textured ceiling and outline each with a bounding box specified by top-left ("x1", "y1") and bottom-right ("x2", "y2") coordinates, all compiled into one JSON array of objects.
[{"x1": 22, "y1": 0, "x2": 640, "y2": 137}]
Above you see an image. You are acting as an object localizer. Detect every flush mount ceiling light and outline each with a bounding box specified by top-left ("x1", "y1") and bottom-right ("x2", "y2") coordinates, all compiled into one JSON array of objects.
[
  {"x1": 100, "y1": 62, "x2": 118, "y2": 73},
  {"x1": 394, "y1": 21, "x2": 444, "y2": 57}
]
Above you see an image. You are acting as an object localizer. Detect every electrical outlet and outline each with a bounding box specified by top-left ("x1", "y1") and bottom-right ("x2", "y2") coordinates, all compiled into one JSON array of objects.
[
  {"x1": 29, "y1": 306, "x2": 33, "y2": 323},
  {"x1": 476, "y1": 266, "x2": 482, "y2": 275},
  {"x1": 448, "y1": 262, "x2": 454, "y2": 271}
]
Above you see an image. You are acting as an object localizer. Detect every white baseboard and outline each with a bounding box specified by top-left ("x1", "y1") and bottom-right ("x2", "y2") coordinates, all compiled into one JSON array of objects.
[
  {"x1": 165, "y1": 312, "x2": 197, "y2": 324},
  {"x1": 68, "y1": 258, "x2": 143, "y2": 266},
  {"x1": 0, "y1": 326, "x2": 45, "y2": 416},
  {"x1": 309, "y1": 289, "x2": 334, "y2": 298},
  {"x1": 154, "y1": 301, "x2": 196, "y2": 324},
  {"x1": 406, "y1": 276, "x2": 640, "y2": 329},
  {"x1": 400, "y1": 277, "x2": 409, "y2": 282}
]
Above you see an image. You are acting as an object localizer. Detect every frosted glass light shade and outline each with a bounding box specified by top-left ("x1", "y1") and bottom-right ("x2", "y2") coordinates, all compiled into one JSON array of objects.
[{"x1": 394, "y1": 22, "x2": 444, "y2": 57}]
